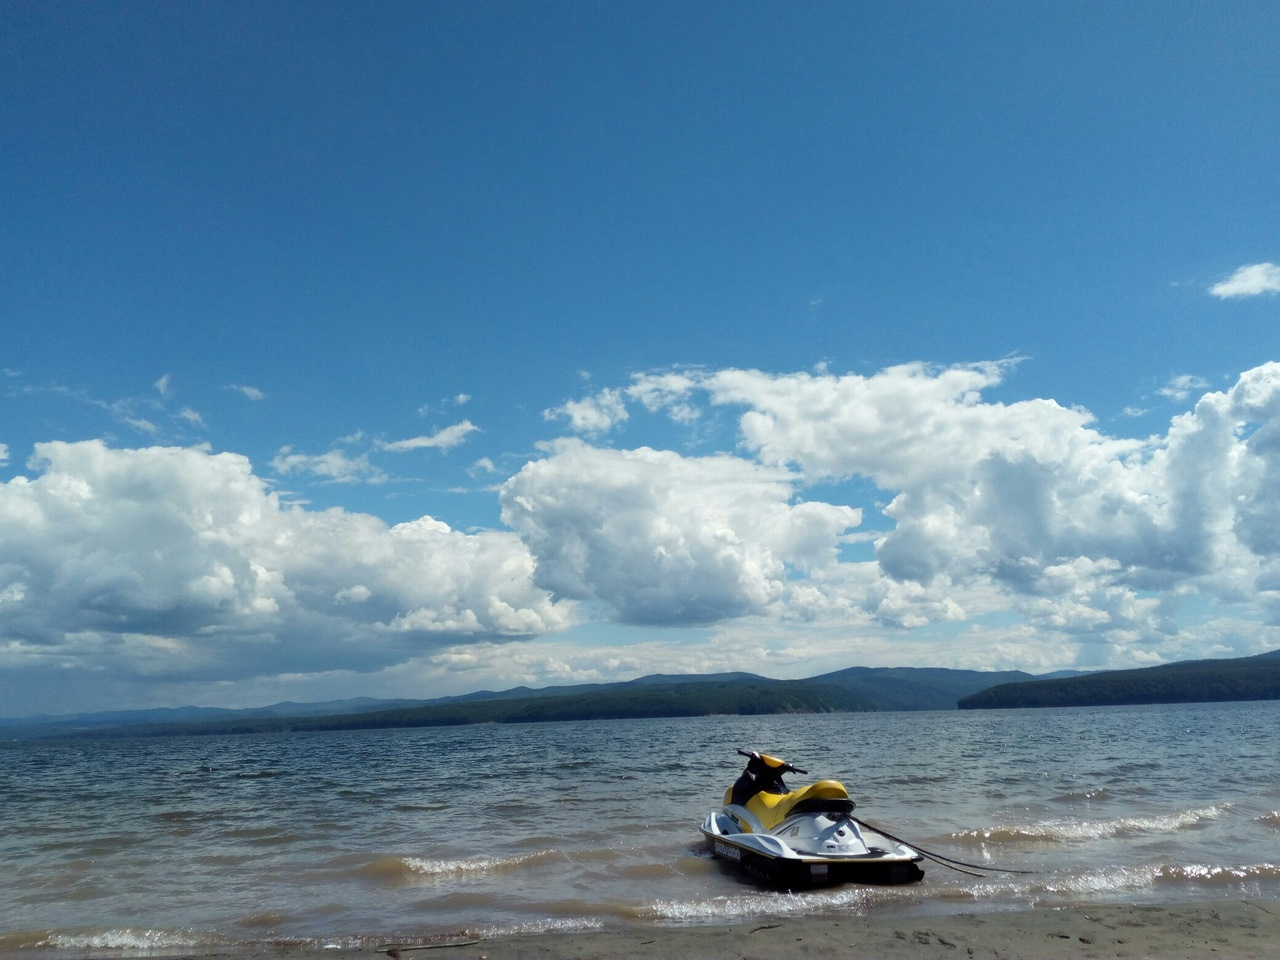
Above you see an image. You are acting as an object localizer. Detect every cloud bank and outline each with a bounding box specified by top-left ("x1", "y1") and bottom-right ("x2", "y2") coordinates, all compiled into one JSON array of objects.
[
  {"x1": 0, "y1": 441, "x2": 573, "y2": 689},
  {"x1": 5, "y1": 361, "x2": 1280, "y2": 712},
  {"x1": 520, "y1": 361, "x2": 1280, "y2": 649}
]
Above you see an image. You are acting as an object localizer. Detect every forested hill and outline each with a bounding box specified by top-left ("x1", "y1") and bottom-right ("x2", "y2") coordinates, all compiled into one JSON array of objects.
[
  {"x1": 809, "y1": 665, "x2": 1055, "y2": 711},
  {"x1": 2, "y1": 666, "x2": 1070, "y2": 738},
  {"x1": 57, "y1": 679, "x2": 879, "y2": 738},
  {"x1": 957, "y1": 650, "x2": 1280, "y2": 709}
]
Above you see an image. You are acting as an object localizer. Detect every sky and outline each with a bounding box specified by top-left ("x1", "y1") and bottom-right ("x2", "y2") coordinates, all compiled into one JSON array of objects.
[{"x1": 3, "y1": 1, "x2": 1280, "y2": 717}]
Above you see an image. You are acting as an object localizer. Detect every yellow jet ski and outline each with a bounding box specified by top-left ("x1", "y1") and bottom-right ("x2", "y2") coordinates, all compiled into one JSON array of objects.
[{"x1": 699, "y1": 750, "x2": 924, "y2": 888}]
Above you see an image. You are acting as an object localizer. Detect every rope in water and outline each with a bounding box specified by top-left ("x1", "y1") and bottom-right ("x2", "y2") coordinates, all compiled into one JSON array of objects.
[{"x1": 850, "y1": 815, "x2": 1038, "y2": 878}]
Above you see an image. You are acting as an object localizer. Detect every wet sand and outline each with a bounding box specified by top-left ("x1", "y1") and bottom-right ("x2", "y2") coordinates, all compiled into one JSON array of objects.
[
  {"x1": 228, "y1": 900, "x2": 1280, "y2": 960},
  {"x1": 456, "y1": 901, "x2": 1278, "y2": 960}
]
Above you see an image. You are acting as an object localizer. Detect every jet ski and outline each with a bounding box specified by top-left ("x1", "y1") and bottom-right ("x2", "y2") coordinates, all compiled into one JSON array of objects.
[{"x1": 700, "y1": 750, "x2": 925, "y2": 888}]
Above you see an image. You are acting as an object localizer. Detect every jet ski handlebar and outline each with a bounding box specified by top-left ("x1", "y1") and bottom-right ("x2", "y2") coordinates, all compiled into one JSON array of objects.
[{"x1": 736, "y1": 748, "x2": 807, "y2": 776}]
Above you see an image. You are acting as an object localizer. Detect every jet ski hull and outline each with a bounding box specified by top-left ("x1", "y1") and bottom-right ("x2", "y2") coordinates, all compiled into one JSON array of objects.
[{"x1": 700, "y1": 811, "x2": 925, "y2": 889}]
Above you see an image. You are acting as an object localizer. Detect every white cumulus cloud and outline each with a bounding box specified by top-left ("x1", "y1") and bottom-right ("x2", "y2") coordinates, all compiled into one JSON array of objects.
[
  {"x1": 512, "y1": 361, "x2": 1280, "y2": 655},
  {"x1": 544, "y1": 389, "x2": 629, "y2": 434},
  {"x1": 377, "y1": 420, "x2": 479, "y2": 452},
  {"x1": 1158, "y1": 374, "x2": 1210, "y2": 403},
  {"x1": 627, "y1": 371, "x2": 703, "y2": 423},
  {"x1": 0, "y1": 441, "x2": 575, "y2": 688},
  {"x1": 1210, "y1": 262, "x2": 1280, "y2": 298},
  {"x1": 501, "y1": 439, "x2": 861, "y2": 625},
  {"x1": 272, "y1": 446, "x2": 385, "y2": 483}
]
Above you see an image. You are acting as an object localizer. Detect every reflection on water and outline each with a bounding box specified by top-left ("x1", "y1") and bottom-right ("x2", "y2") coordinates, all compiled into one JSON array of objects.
[{"x1": 1, "y1": 701, "x2": 1278, "y2": 953}]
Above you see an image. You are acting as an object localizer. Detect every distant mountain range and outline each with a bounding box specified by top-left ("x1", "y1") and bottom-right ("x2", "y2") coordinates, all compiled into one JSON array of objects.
[
  {"x1": 2, "y1": 665, "x2": 1062, "y2": 738},
  {"x1": 6, "y1": 651, "x2": 1276, "y2": 739},
  {"x1": 0, "y1": 696, "x2": 433, "y2": 732},
  {"x1": 958, "y1": 649, "x2": 1280, "y2": 709}
]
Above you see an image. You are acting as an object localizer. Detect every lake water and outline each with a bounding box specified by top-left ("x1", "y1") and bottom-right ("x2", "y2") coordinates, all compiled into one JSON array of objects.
[{"x1": 2, "y1": 701, "x2": 1278, "y2": 956}]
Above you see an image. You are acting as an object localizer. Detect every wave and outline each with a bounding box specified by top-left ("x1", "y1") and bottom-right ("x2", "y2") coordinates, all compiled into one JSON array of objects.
[
  {"x1": 471, "y1": 916, "x2": 605, "y2": 938},
  {"x1": 223, "y1": 826, "x2": 302, "y2": 846},
  {"x1": 642, "y1": 881, "x2": 915, "y2": 924},
  {"x1": 153, "y1": 809, "x2": 212, "y2": 823},
  {"x1": 1050, "y1": 787, "x2": 1113, "y2": 803},
  {"x1": 391, "y1": 802, "x2": 450, "y2": 813},
  {"x1": 899, "y1": 859, "x2": 1280, "y2": 908},
  {"x1": 6, "y1": 927, "x2": 235, "y2": 952},
  {"x1": 236, "y1": 911, "x2": 291, "y2": 929},
  {"x1": 1034, "y1": 860, "x2": 1280, "y2": 899},
  {"x1": 1258, "y1": 811, "x2": 1280, "y2": 827},
  {"x1": 951, "y1": 804, "x2": 1230, "y2": 844},
  {"x1": 0, "y1": 931, "x2": 60, "y2": 952},
  {"x1": 876, "y1": 774, "x2": 954, "y2": 787},
  {"x1": 1153, "y1": 861, "x2": 1280, "y2": 885},
  {"x1": 359, "y1": 850, "x2": 557, "y2": 880}
]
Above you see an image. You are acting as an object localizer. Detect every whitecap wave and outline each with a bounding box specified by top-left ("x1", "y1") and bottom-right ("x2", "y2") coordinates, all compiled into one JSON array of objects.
[
  {"x1": 1153, "y1": 861, "x2": 1280, "y2": 885},
  {"x1": 643, "y1": 882, "x2": 910, "y2": 924},
  {"x1": 1035, "y1": 860, "x2": 1280, "y2": 897},
  {"x1": 917, "y1": 859, "x2": 1280, "y2": 903},
  {"x1": 953, "y1": 804, "x2": 1229, "y2": 844},
  {"x1": 472, "y1": 916, "x2": 604, "y2": 938},
  {"x1": 37, "y1": 927, "x2": 231, "y2": 951},
  {"x1": 395, "y1": 850, "x2": 555, "y2": 877}
]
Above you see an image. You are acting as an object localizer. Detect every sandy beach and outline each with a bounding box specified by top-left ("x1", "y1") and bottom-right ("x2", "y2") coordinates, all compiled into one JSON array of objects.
[
  {"x1": 357, "y1": 901, "x2": 1280, "y2": 960},
  {"x1": 50, "y1": 900, "x2": 1260, "y2": 960},
  {"x1": 8, "y1": 900, "x2": 1280, "y2": 960}
]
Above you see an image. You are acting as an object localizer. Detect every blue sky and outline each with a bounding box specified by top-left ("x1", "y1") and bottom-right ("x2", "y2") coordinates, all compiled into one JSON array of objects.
[{"x1": 3, "y1": 1, "x2": 1280, "y2": 716}]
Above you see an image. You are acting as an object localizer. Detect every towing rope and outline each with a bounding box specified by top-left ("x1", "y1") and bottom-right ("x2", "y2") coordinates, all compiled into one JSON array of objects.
[{"x1": 850, "y1": 815, "x2": 1037, "y2": 878}]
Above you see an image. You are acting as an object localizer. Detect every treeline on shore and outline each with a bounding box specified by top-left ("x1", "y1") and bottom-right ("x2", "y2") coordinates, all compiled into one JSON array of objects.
[
  {"x1": 3, "y1": 665, "x2": 1034, "y2": 738},
  {"x1": 75, "y1": 680, "x2": 877, "y2": 737},
  {"x1": 958, "y1": 650, "x2": 1280, "y2": 709},
  {"x1": 11, "y1": 651, "x2": 1280, "y2": 740}
]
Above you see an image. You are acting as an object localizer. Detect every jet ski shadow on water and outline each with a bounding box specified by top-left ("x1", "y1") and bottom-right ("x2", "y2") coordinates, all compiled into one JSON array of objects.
[{"x1": 701, "y1": 750, "x2": 925, "y2": 888}]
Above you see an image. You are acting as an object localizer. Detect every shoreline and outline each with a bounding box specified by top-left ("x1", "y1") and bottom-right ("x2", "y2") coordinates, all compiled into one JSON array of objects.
[
  {"x1": 82, "y1": 900, "x2": 1276, "y2": 960},
  {"x1": 434, "y1": 901, "x2": 1277, "y2": 960},
  {"x1": 462, "y1": 901, "x2": 1280, "y2": 960}
]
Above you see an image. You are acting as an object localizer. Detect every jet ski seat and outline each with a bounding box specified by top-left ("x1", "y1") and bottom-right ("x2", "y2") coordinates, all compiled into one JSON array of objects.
[{"x1": 744, "y1": 780, "x2": 854, "y2": 831}]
